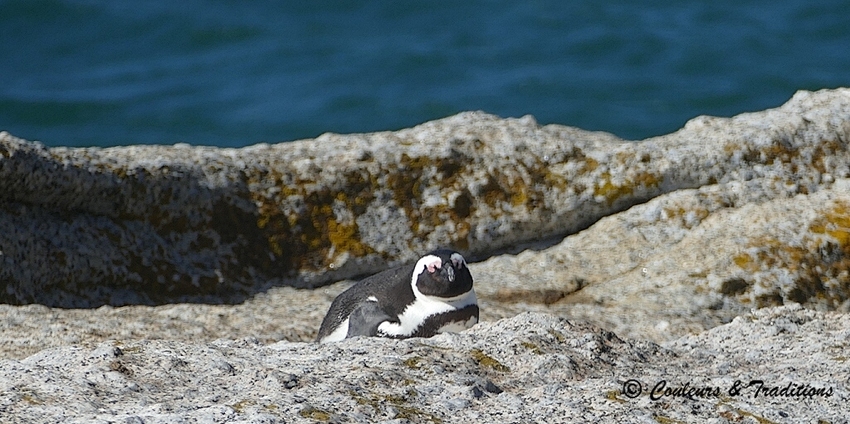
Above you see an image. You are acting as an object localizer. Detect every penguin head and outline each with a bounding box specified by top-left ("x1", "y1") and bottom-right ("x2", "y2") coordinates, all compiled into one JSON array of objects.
[{"x1": 411, "y1": 249, "x2": 473, "y2": 299}]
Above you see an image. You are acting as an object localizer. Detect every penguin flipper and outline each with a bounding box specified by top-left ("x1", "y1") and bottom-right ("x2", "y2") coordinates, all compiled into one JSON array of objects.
[{"x1": 346, "y1": 301, "x2": 393, "y2": 338}]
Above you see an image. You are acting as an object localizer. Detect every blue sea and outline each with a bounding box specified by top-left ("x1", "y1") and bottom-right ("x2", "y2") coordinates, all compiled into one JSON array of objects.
[{"x1": 1, "y1": 0, "x2": 848, "y2": 148}]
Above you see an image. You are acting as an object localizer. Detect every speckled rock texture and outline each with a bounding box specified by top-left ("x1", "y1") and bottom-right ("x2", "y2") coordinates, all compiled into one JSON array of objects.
[
  {"x1": 3, "y1": 89, "x2": 850, "y2": 422},
  {"x1": 473, "y1": 178, "x2": 850, "y2": 343},
  {"x1": 2, "y1": 88, "x2": 849, "y2": 307},
  {"x1": 0, "y1": 306, "x2": 847, "y2": 423}
]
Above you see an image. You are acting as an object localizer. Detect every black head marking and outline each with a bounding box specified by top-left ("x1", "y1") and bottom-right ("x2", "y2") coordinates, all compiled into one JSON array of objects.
[{"x1": 413, "y1": 249, "x2": 473, "y2": 298}]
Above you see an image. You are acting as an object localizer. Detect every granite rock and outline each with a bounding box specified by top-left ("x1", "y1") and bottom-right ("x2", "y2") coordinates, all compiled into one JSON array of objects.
[
  {"x1": 2, "y1": 88, "x2": 849, "y2": 306},
  {"x1": 0, "y1": 306, "x2": 847, "y2": 423},
  {"x1": 474, "y1": 178, "x2": 850, "y2": 342},
  {"x1": 2, "y1": 89, "x2": 850, "y2": 421}
]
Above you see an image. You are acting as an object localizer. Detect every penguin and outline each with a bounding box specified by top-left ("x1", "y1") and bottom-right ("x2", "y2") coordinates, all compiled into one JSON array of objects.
[{"x1": 316, "y1": 249, "x2": 478, "y2": 343}]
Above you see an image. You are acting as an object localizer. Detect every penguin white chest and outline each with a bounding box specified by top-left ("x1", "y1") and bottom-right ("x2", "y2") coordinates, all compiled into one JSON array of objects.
[
  {"x1": 377, "y1": 290, "x2": 477, "y2": 337},
  {"x1": 320, "y1": 318, "x2": 350, "y2": 343}
]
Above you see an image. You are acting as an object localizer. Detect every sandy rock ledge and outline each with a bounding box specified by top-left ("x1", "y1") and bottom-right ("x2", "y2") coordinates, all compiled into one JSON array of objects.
[{"x1": 0, "y1": 306, "x2": 847, "y2": 423}]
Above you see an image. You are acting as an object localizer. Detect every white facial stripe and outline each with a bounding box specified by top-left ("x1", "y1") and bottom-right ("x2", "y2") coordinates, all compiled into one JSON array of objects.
[
  {"x1": 378, "y1": 289, "x2": 477, "y2": 337},
  {"x1": 410, "y1": 252, "x2": 473, "y2": 303},
  {"x1": 410, "y1": 254, "x2": 441, "y2": 287},
  {"x1": 320, "y1": 317, "x2": 350, "y2": 343}
]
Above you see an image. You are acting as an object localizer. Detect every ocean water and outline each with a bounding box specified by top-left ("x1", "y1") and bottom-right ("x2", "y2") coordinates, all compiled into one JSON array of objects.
[{"x1": 1, "y1": 0, "x2": 848, "y2": 148}]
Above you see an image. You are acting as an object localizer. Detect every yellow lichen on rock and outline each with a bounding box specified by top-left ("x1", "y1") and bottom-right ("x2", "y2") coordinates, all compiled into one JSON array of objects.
[
  {"x1": 725, "y1": 199, "x2": 850, "y2": 307},
  {"x1": 594, "y1": 170, "x2": 661, "y2": 205},
  {"x1": 810, "y1": 200, "x2": 850, "y2": 247}
]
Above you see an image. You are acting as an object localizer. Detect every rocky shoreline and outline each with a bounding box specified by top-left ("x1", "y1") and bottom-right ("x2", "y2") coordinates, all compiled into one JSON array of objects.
[
  {"x1": 3, "y1": 88, "x2": 850, "y2": 307},
  {"x1": 2, "y1": 88, "x2": 850, "y2": 421}
]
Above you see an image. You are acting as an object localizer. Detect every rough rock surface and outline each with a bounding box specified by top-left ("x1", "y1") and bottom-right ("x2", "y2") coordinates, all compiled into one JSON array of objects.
[
  {"x1": 3, "y1": 89, "x2": 850, "y2": 421},
  {"x1": 1, "y1": 306, "x2": 847, "y2": 423},
  {"x1": 474, "y1": 178, "x2": 850, "y2": 342},
  {"x1": 0, "y1": 286, "x2": 335, "y2": 361},
  {"x1": 4, "y1": 178, "x2": 850, "y2": 358},
  {"x1": 2, "y1": 88, "x2": 849, "y2": 306}
]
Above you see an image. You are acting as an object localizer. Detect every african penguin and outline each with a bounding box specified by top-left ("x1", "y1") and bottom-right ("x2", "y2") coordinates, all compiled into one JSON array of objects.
[{"x1": 316, "y1": 249, "x2": 478, "y2": 343}]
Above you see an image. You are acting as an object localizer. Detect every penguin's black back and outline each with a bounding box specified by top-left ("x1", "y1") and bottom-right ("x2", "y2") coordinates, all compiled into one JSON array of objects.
[{"x1": 316, "y1": 261, "x2": 416, "y2": 341}]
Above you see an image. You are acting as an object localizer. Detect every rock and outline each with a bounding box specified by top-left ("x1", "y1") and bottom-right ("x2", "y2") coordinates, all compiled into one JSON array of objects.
[
  {"x1": 2, "y1": 88, "x2": 849, "y2": 306},
  {"x1": 0, "y1": 307, "x2": 846, "y2": 423},
  {"x1": 7, "y1": 173, "x2": 847, "y2": 357},
  {"x1": 0, "y1": 286, "x2": 341, "y2": 361},
  {"x1": 3, "y1": 89, "x2": 850, "y2": 421},
  {"x1": 474, "y1": 178, "x2": 850, "y2": 342}
]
